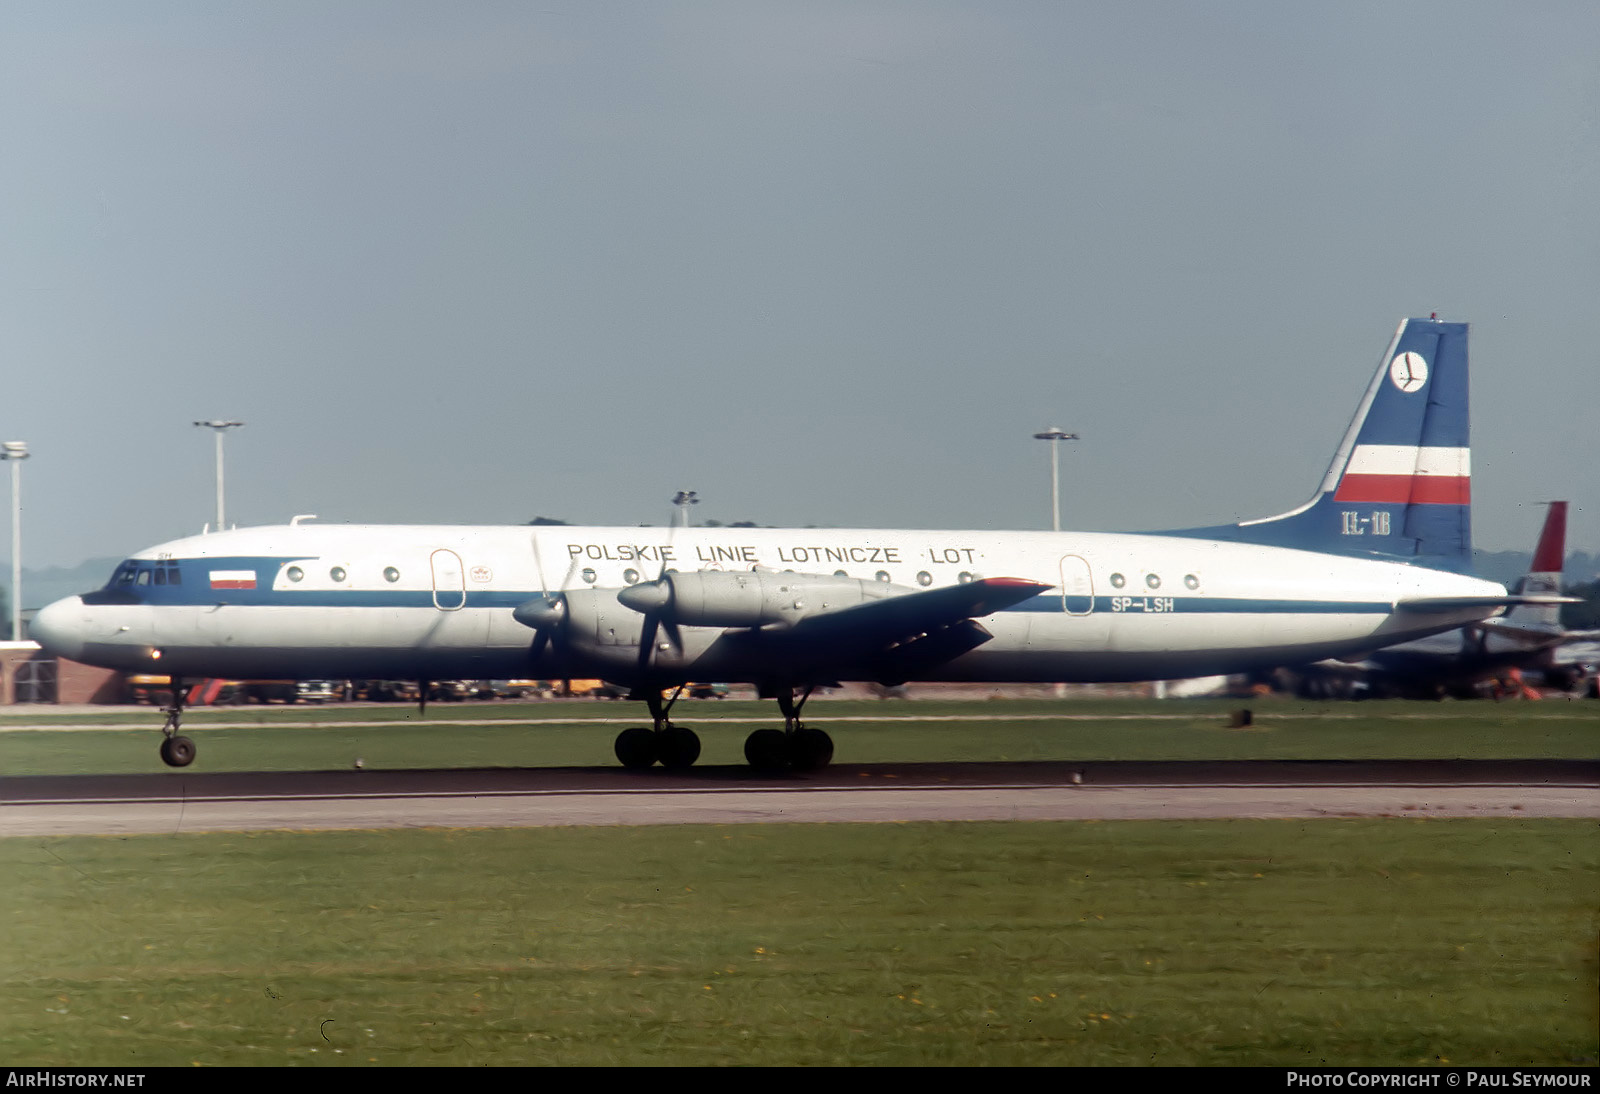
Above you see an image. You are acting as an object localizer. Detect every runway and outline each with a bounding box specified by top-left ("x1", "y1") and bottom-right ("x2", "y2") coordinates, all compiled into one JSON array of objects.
[{"x1": 3, "y1": 760, "x2": 1596, "y2": 836}]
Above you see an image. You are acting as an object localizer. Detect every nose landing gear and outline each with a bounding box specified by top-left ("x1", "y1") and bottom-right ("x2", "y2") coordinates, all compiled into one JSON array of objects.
[{"x1": 158, "y1": 679, "x2": 197, "y2": 767}]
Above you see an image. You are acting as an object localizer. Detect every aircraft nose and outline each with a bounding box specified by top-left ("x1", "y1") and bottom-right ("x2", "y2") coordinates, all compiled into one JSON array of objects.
[{"x1": 30, "y1": 596, "x2": 87, "y2": 661}]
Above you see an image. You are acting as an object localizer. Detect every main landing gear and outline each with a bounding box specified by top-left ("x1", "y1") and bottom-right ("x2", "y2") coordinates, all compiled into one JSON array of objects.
[
  {"x1": 614, "y1": 686, "x2": 703, "y2": 771},
  {"x1": 158, "y1": 678, "x2": 197, "y2": 768},
  {"x1": 612, "y1": 684, "x2": 835, "y2": 773},
  {"x1": 744, "y1": 686, "x2": 833, "y2": 773}
]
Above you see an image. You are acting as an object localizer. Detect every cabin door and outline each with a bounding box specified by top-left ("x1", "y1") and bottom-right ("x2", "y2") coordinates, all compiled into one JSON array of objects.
[
  {"x1": 430, "y1": 549, "x2": 467, "y2": 611},
  {"x1": 1058, "y1": 554, "x2": 1095, "y2": 616}
]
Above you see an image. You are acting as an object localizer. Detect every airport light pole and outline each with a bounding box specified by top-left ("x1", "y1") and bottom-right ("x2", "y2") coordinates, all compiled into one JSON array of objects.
[
  {"x1": 1032, "y1": 428, "x2": 1078, "y2": 532},
  {"x1": 2, "y1": 442, "x2": 28, "y2": 641},
  {"x1": 194, "y1": 420, "x2": 244, "y2": 531},
  {"x1": 673, "y1": 490, "x2": 699, "y2": 528}
]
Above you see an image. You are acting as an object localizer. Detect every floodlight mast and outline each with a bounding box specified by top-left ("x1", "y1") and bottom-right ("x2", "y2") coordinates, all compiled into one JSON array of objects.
[
  {"x1": 2, "y1": 442, "x2": 29, "y2": 641},
  {"x1": 193, "y1": 421, "x2": 244, "y2": 531},
  {"x1": 673, "y1": 490, "x2": 699, "y2": 528},
  {"x1": 1031, "y1": 428, "x2": 1078, "y2": 532}
]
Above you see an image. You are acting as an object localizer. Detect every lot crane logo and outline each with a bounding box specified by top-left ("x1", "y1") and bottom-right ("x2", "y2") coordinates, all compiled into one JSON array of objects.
[{"x1": 1388, "y1": 351, "x2": 1428, "y2": 393}]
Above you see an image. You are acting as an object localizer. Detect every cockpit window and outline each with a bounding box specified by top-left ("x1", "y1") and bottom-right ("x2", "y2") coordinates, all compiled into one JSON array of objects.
[{"x1": 110, "y1": 561, "x2": 182, "y2": 590}]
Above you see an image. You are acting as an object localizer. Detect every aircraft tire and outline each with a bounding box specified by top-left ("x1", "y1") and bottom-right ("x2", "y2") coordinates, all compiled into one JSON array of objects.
[
  {"x1": 744, "y1": 728, "x2": 790, "y2": 772},
  {"x1": 615, "y1": 727, "x2": 659, "y2": 770},
  {"x1": 160, "y1": 736, "x2": 196, "y2": 768},
  {"x1": 789, "y1": 727, "x2": 834, "y2": 771},
  {"x1": 658, "y1": 725, "x2": 701, "y2": 770}
]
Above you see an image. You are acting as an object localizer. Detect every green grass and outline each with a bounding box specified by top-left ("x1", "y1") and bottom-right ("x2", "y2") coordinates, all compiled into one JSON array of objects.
[
  {"x1": 0, "y1": 697, "x2": 1596, "y2": 775},
  {"x1": 1, "y1": 820, "x2": 1594, "y2": 1066}
]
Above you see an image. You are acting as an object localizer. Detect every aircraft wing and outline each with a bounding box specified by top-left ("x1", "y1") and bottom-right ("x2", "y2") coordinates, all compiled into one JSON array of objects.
[
  {"x1": 788, "y1": 576, "x2": 1050, "y2": 643},
  {"x1": 778, "y1": 576, "x2": 1051, "y2": 682}
]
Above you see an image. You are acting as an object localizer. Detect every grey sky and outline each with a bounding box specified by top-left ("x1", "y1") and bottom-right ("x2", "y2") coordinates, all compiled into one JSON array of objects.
[{"x1": 4, "y1": 1, "x2": 1597, "y2": 577}]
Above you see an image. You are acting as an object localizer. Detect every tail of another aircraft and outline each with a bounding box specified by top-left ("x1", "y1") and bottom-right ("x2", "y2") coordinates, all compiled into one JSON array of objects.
[
  {"x1": 1504, "y1": 501, "x2": 1567, "y2": 630},
  {"x1": 1176, "y1": 317, "x2": 1472, "y2": 570}
]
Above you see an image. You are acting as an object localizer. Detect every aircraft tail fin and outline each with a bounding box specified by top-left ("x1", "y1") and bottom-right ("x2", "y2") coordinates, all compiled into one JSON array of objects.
[
  {"x1": 1172, "y1": 317, "x2": 1472, "y2": 570},
  {"x1": 1506, "y1": 501, "x2": 1568, "y2": 630}
]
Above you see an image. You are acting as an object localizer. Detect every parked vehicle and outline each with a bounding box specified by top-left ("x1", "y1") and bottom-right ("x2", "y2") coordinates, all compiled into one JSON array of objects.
[{"x1": 295, "y1": 680, "x2": 341, "y2": 704}]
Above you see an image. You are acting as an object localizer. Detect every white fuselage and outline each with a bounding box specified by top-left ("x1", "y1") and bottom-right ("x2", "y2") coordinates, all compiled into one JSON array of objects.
[{"x1": 31, "y1": 522, "x2": 1509, "y2": 686}]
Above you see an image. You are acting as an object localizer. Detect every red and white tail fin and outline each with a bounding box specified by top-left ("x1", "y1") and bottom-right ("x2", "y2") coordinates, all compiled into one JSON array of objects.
[{"x1": 1507, "y1": 501, "x2": 1568, "y2": 629}]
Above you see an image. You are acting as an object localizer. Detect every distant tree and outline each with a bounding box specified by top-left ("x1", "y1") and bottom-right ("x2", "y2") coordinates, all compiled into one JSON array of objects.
[
  {"x1": 729, "y1": 521, "x2": 760, "y2": 528},
  {"x1": 527, "y1": 516, "x2": 568, "y2": 526},
  {"x1": 701, "y1": 519, "x2": 723, "y2": 528}
]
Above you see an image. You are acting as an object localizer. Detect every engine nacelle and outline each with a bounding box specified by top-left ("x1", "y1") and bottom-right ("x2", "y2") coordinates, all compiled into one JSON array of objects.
[{"x1": 618, "y1": 569, "x2": 897, "y2": 628}]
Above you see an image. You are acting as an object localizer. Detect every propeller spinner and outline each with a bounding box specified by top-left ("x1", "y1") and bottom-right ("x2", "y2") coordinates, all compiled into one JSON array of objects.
[{"x1": 513, "y1": 592, "x2": 566, "y2": 660}]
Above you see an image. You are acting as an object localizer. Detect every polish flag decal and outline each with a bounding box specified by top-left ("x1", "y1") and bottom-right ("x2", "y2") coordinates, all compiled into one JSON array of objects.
[
  {"x1": 209, "y1": 570, "x2": 257, "y2": 590},
  {"x1": 1334, "y1": 445, "x2": 1470, "y2": 505}
]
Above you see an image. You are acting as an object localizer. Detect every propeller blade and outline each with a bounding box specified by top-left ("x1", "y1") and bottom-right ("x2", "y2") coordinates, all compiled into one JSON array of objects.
[
  {"x1": 531, "y1": 531, "x2": 551, "y2": 593},
  {"x1": 635, "y1": 610, "x2": 660, "y2": 680},
  {"x1": 514, "y1": 591, "x2": 567, "y2": 667}
]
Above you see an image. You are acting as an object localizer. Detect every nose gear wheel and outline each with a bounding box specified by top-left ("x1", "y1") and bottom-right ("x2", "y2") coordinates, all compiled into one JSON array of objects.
[{"x1": 158, "y1": 678, "x2": 197, "y2": 768}]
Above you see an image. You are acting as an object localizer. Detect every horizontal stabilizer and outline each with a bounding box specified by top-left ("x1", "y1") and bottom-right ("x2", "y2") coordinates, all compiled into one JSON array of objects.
[
  {"x1": 1474, "y1": 617, "x2": 1578, "y2": 646},
  {"x1": 1395, "y1": 594, "x2": 1579, "y2": 614},
  {"x1": 1479, "y1": 616, "x2": 1567, "y2": 637}
]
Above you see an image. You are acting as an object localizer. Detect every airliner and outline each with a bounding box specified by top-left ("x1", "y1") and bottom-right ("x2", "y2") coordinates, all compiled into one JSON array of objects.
[
  {"x1": 32, "y1": 317, "x2": 1546, "y2": 771},
  {"x1": 1288, "y1": 501, "x2": 1593, "y2": 699}
]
